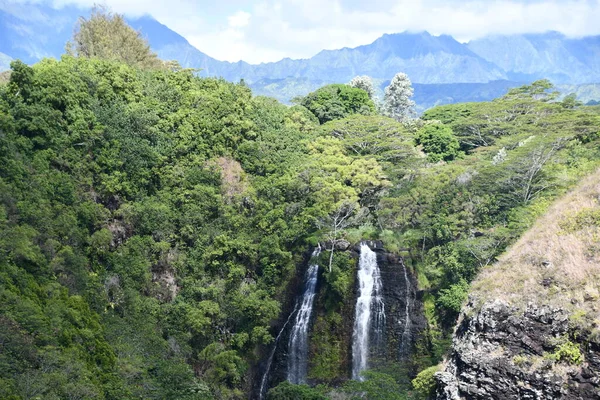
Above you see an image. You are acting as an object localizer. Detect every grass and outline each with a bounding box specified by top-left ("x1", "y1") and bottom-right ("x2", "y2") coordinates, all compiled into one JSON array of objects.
[{"x1": 471, "y1": 168, "x2": 600, "y2": 329}]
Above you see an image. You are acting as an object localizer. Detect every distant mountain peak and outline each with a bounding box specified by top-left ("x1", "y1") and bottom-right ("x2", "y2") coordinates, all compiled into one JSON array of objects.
[
  {"x1": 1, "y1": 3, "x2": 599, "y2": 88},
  {"x1": 468, "y1": 32, "x2": 600, "y2": 83},
  {"x1": 365, "y1": 30, "x2": 475, "y2": 59}
]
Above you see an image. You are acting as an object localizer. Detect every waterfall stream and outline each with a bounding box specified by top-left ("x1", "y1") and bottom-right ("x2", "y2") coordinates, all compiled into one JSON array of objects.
[
  {"x1": 287, "y1": 245, "x2": 321, "y2": 384},
  {"x1": 399, "y1": 263, "x2": 412, "y2": 357},
  {"x1": 352, "y1": 243, "x2": 385, "y2": 381},
  {"x1": 258, "y1": 303, "x2": 298, "y2": 400}
]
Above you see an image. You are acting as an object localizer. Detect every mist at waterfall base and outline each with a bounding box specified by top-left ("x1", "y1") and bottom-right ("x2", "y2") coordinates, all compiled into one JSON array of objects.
[
  {"x1": 287, "y1": 246, "x2": 321, "y2": 384},
  {"x1": 351, "y1": 243, "x2": 385, "y2": 381}
]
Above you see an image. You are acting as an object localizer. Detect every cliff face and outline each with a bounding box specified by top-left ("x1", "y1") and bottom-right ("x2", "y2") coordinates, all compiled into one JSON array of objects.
[
  {"x1": 436, "y1": 299, "x2": 600, "y2": 399},
  {"x1": 306, "y1": 241, "x2": 426, "y2": 383},
  {"x1": 370, "y1": 243, "x2": 427, "y2": 366},
  {"x1": 255, "y1": 241, "x2": 427, "y2": 395},
  {"x1": 436, "y1": 170, "x2": 600, "y2": 400}
]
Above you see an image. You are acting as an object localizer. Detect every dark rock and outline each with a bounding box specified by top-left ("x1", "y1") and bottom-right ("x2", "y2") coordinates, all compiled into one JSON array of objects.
[
  {"x1": 541, "y1": 278, "x2": 553, "y2": 287},
  {"x1": 374, "y1": 251, "x2": 427, "y2": 365},
  {"x1": 352, "y1": 240, "x2": 385, "y2": 252},
  {"x1": 105, "y1": 194, "x2": 121, "y2": 211},
  {"x1": 320, "y1": 239, "x2": 352, "y2": 251},
  {"x1": 435, "y1": 371, "x2": 461, "y2": 400},
  {"x1": 334, "y1": 240, "x2": 351, "y2": 251},
  {"x1": 436, "y1": 299, "x2": 600, "y2": 399}
]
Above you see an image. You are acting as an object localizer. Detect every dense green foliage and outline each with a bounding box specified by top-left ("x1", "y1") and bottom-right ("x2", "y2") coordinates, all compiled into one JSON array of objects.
[
  {"x1": 414, "y1": 124, "x2": 461, "y2": 162},
  {"x1": 267, "y1": 382, "x2": 327, "y2": 400},
  {"x1": 341, "y1": 371, "x2": 406, "y2": 400},
  {"x1": 411, "y1": 366, "x2": 439, "y2": 399},
  {"x1": 0, "y1": 56, "x2": 396, "y2": 399},
  {"x1": 298, "y1": 84, "x2": 376, "y2": 124},
  {"x1": 1, "y1": 38, "x2": 599, "y2": 400}
]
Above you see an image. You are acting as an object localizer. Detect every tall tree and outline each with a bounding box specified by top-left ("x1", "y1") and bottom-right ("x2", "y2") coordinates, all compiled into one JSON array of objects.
[
  {"x1": 383, "y1": 72, "x2": 416, "y2": 122},
  {"x1": 502, "y1": 79, "x2": 559, "y2": 102},
  {"x1": 349, "y1": 75, "x2": 376, "y2": 100},
  {"x1": 66, "y1": 5, "x2": 164, "y2": 69}
]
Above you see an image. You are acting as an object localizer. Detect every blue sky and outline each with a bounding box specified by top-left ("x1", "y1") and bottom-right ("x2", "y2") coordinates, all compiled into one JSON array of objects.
[{"x1": 7, "y1": 0, "x2": 600, "y2": 63}]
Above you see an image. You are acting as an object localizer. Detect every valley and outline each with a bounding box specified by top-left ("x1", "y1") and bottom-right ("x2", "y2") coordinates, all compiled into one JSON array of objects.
[{"x1": 0, "y1": 3, "x2": 599, "y2": 400}]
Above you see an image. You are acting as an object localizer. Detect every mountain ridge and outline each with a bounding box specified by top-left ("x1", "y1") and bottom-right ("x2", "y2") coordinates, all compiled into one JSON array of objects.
[
  {"x1": 1, "y1": 3, "x2": 599, "y2": 85},
  {"x1": 468, "y1": 31, "x2": 600, "y2": 83},
  {"x1": 1, "y1": 3, "x2": 599, "y2": 108}
]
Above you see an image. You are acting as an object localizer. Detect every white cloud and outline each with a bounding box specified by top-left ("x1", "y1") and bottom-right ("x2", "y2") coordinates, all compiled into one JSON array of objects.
[
  {"x1": 196, "y1": 0, "x2": 600, "y2": 62},
  {"x1": 4, "y1": 0, "x2": 600, "y2": 63},
  {"x1": 228, "y1": 10, "x2": 251, "y2": 28}
]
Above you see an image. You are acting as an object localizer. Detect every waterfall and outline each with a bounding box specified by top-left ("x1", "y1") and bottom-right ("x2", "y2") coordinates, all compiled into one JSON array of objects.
[
  {"x1": 258, "y1": 304, "x2": 298, "y2": 400},
  {"x1": 399, "y1": 263, "x2": 412, "y2": 358},
  {"x1": 287, "y1": 245, "x2": 321, "y2": 384},
  {"x1": 352, "y1": 243, "x2": 385, "y2": 381}
]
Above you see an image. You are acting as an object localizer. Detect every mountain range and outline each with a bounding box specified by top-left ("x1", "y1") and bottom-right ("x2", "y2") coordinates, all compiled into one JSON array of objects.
[{"x1": 1, "y1": 2, "x2": 599, "y2": 108}]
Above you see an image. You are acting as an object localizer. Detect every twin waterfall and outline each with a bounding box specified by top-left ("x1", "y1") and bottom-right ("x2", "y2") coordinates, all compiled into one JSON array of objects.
[
  {"x1": 258, "y1": 242, "x2": 416, "y2": 397},
  {"x1": 287, "y1": 246, "x2": 321, "y2": 384},
  {"x1": 352, "y1": 243, "x2": 386, "y2": 381}
]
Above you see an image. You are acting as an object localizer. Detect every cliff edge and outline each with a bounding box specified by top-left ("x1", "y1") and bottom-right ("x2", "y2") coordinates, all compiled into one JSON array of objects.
[{"x1": 437, "y1": 170, "x2": 600, "y2": 399}]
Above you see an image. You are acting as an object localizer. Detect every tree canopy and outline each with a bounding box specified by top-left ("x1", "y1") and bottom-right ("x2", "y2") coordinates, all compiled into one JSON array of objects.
[
  {"x1": 383, "y1": 72, "x2": 416, "y2": 121},
  {"x1": 66, "y1": 5, "x2": 166, "y2": 69},
  {"x1": 415, "y1": 123, "x2": 461, "y2": 162},
  {"x1": 348, "y1": 75, "x2": 376, "y2": 100},
  {"x1": 299, "y1": 84, "x2": 376, "y2": 124}
]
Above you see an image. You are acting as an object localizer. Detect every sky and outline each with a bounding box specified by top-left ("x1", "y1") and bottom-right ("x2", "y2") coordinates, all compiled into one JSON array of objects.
[{"x1": 7, "y1": 0, "x2": 600, "y2": 63}]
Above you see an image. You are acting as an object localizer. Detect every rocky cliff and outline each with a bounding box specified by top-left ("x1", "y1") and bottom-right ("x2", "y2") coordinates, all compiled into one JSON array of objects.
[
  {"x1": 366, "y1": 241, "x2": 427, "y2": 367},
  {"x1": 436, "y1": 171, "x2": 600, "y2": 400},
  {"x1": 436, "y1": 299, "x2": 600, "y2": 399},
  {"x1": 255, "y1": 241, "x2": 427, "y2": 395}
]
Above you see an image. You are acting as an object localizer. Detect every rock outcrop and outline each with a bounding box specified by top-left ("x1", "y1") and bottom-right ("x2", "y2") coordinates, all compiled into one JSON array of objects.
[
  {"x1": 437, "y1": 170, "x2": 600, "y2": 400},
  {"x1": 436, "y1": 298, "x2": 600, "y2": 399}
]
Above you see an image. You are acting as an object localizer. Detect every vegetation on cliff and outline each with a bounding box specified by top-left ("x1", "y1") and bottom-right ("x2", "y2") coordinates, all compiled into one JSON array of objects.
[{"x1": 433, "y1": 170, "x2": 600, "y2": 398}]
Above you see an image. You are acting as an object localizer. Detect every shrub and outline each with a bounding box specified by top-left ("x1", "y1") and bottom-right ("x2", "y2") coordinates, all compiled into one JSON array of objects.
[
  {"x1": 267, "y1": 381, "x2": 327, "y2": 400},
  {"x1": 545, "y1": 339, "x2": 583, "y2": 365},
  {"x1": 436, "y1": 280, "x2": 469, "y2": 314},
  {"x1": 342, "y1": 371, "x2": 406, "y2": 400},
  {"x1": 415, "y1": 124, "x2": 461, "y2": 162},
  {"x1": 412, "y1": 365, "x2": 440, "y2": 399}
]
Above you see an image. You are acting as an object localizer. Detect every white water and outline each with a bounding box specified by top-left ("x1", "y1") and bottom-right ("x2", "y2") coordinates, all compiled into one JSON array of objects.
[
  {"x1": 287, "y1": 246, "x2": 321, "y2": 384},
  {"x1": 352, "y1": 243, "x2": 385, "y2": 381},
  {"x1": 258, "y1": 303, "x2": 298, "y2": 400},
  {"x1": 399, "y1": 263, "x2": 412, "y2": 357}
]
